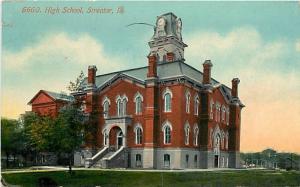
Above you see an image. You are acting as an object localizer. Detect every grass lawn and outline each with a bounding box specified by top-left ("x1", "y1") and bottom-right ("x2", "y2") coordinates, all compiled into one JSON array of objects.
[{"x1": 2, "y1": 169, "x2": 300, "y2": 187}]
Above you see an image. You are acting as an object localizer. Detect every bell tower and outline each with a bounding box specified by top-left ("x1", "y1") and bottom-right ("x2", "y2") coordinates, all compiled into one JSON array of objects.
[{"x1": 148, "y1": 12, "x2": 187, "y2": 63}]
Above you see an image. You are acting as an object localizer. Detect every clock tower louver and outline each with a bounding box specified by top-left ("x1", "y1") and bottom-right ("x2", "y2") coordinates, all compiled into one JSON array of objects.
[{"x1": 148, "y1": 12, "x2": 188, "y2": 63}]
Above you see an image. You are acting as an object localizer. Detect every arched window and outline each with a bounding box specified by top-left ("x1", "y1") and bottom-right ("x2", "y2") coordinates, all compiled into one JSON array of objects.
[
  {"x1": 163, "y1": 88, "x2": 172, "y2": 112},
  {"x1": 194, "y1": 125, "x2": 199, "y2": 146},
  {"x1": 222, "y1": 106, "x2": 226, "y2": 122},
  {"x1": 135, "y1": 97, "x2": 142, "y2": 114},
  {"x1": 116, "y1": 95, "x2": 128, "y2": 117},
  {"x1": 164, "y1": 154, "x2": 170, "y2": 168},
  {"x1": 226, "y1": 107, "x2": 230, "y2": 125},
  {"x1": 210, "y1": 99, "x2": 214, "y2": 119},
  {"x1": 122, "y1": 98, "x2": 127, "y2": 116},
  {"x1": 185, "y1": 91, "x2": 191, "y2": 113},
  {"x1": 184, "y1": 122, "x2": 190, "y2": 145},
  {"x1": 135, "y1": 126, "x2": 143, "y2": 145},
  {"x1": 103, "y1": 101, "x2": 109, "y2": 118},
  {"x1": 194, "y1": 96, "x2": 199, "y2": 115},
  {"x1": 162, "y1": 121, "x2": 172, "y2": 144},
  {"x1": 117, "y1": 99, "x2": 122, "y2": 117},
  {"x1": 164, "y1": 93, "x2": 171, "y2": 112}
]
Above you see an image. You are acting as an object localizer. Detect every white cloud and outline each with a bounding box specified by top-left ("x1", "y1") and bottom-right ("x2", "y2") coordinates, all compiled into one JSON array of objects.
[
  {"x1": 2, "y1": 33, "x2": 126, "y2": 119},
  {"x1": 3, "y1": 32, "x2": 124, "y2": 73},
  {"x1": 185, "y1": 27, "x2": 300, "y2": 152}
]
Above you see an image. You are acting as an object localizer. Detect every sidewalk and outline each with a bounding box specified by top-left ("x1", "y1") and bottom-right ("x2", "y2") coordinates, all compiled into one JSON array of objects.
[{"x1": 1, "y1": 166, "x2": 265, "y2": 174}]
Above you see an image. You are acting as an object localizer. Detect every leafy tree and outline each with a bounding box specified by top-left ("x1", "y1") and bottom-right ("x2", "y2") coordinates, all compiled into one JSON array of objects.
[
  {"x1": 51, "y1": 104, "x2": 85, "y2": 173},
  {"x1": 1, "y1": 118, "x2": 24, "y2": 168},
  {"x1": 67, "y1": 71, "x2": 85, "y2": 92}
]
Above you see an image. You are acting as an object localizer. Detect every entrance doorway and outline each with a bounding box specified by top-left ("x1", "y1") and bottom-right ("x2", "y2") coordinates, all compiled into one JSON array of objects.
[
  {"x1": 214, "y1": 155, "x2": 219, "y2": 168},
  {"x1": 117, "y1": 131, "x2": 123, "y2": 149}
]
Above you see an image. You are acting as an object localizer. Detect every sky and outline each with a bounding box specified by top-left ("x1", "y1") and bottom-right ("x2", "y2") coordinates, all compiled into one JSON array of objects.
[{"x1": 1, "y1": 1, "x2": 300, "y2": 153}]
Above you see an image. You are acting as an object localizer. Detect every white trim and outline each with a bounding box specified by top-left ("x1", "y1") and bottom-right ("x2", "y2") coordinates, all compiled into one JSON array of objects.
[
  {"x1": 184, "y1": 121, "x2": 190, "y2": 145},
  {"x1": 162, "y1": 120, "x2": 172, "y2": 144},
  {"x1": 102, "y1": 96, "x2": 111, "y2": 106},
  {"x1": 185, "y1": 91, "x2": 191, "y2": 114},
  {"x1": 193, "y1": 124, "x2": 199, "y2": 146},
  {"x1": 162, "y1": 87, "x2": 173, "y2": 99},
  {"x1": 133, "y1": 92, "x2": 144, "y2": 102}
]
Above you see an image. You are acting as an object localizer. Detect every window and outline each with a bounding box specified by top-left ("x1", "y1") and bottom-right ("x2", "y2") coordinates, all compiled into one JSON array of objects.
[
  {"x1": 117, "y1": 99, "x2": 122, "y2": 117},
  {"x1": 226, "y1": 107, "x2": 230, "y2": 125},
  {"x1": 164, "y1": 154, "x2": 170, "y2": 168},
  {"x1": 116, "y1": 95, "x2": 128, "y2": 117},
  {"x1": 122, "y1": 98, "x2": 127, "y2": 116},
  {"x1": 164, "y1": 93, "x2": 171, "y2": 112},
  {"x1": 194, "y1": 126, "x2": 199, "y2": 146},
  {"x1": 185, "y1": 155, "x2": 189, "y2": 167},
  {"x1": 135, "y1": 126, "x2": 142, "y2": 145},
  {"x1": 184, "y1": 123, "x2": 190, "y2": 145},
  {"x1": 164, "y1": 126, "x2": 171, "y2": 144},
  {"x1": 185, "y1": 92, "x2": 191, "y2": 113},
  {"x1": 163, "y1": 88, "x2": 172, "y2": 112},
  {"x1": 103, "y1": 101, "x2": 109, "y2": 118},
  {"x1": 194, "y1": 96, "x2": 199, "y2": 115},
  {"x1": 135, "y1": 97, "x2": 142, "y2": 114},
  {"x1": 134, "y1": 92, "x2": 143, "y2": 115},
  {"x1": 210, "y1": 100, "x2": 214, "y2": 119},
  {"x1": 136, "y1": 154, "x2": 142, "y2": 167},
  {"x1": 162, "y1": 121, "x2": 172, "y2": 144},
  {"x1": 194, "y1": 155, "x2": 198, "y2": 168},
  {"x1": 222, "y1": 106, "x2": 226, "y2": 121}
]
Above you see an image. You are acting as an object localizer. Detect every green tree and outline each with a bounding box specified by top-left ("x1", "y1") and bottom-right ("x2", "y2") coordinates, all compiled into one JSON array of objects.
[
  {"x1": 67, "y1": 71, "x2": 85, "y2": 92},
  {"x1": 1, "y1": 118, "x2": 23, "y2": 168},
  {"x1": 52, "y1": 104, "x2": 85, "y2": 173}
]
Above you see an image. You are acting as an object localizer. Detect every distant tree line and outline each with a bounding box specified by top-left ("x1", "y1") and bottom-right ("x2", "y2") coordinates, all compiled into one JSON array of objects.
[{"x1": 241, "y1": 148, "x2": 300, "y2": 170}]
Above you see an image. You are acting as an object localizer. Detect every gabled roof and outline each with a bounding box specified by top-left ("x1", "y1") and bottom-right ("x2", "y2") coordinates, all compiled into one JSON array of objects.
[
  {"x1": 28, "y1": 90, "x2": 74, "y2": 105},
  {"x1": 78, "y1": 61, "x2": 237, "y2": 103},
  {"x1": 80, "y1": 61, "x2": 219, "y2": 88}
]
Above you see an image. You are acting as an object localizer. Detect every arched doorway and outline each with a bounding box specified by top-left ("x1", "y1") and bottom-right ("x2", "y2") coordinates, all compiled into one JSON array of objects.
[
  {"x1": 117, "y1": 131, "x2": 123, "y2": 149},
  {"x1": 109, "y1": 126, "x2": 124, "y2": 150}
]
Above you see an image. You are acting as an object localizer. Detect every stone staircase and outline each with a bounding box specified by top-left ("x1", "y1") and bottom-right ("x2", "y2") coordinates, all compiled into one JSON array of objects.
[{"x1": 85, "y1": 146, "x2": 127, "y2": 168}]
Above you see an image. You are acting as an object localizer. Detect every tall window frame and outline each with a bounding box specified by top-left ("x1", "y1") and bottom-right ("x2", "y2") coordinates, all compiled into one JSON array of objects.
[
  {"x1": 194, "y1": 125, "x2": 199, "y2": 146},
  {"x1": 194, "y1": 95, "x2": 199, "y2": 115},
  {"x1": 185, "y1": 91, "x2": 191, "y2": 113},
  {"x1": 162, "y1": 88, "x2": 173, "y2": 113},
  {"x1": 134, "y1": 92, "x2": 143, "y2": 115},
  {"x1": 162, "y1": 121, "x2": 172, "y2": 144},
  {"x1": 134, "y1": 124, "x2": 143, "y2": 145},
  {"x1": 184, "y1": 122, "x2": 190, "y2": 145}
]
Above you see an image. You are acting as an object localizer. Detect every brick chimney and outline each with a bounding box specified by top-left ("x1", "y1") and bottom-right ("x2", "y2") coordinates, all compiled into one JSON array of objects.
[
  {"x1": 166, "y1": 52, "x2": 174, "y2": 62},
  {"x1": 231, "y1": 78, "x2": 240, "y2": 98},
  {"x1": 202, "y1": 60, "x2": 213, "y2": 84},
  {"x1": 88, "y1": 65, "x2": 97, "y2": 86},
  {"x1": 147, "y1": 54, "x2": 157, "y2": 78}
]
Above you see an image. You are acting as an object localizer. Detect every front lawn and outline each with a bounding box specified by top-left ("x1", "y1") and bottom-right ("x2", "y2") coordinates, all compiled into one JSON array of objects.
[{"x1": 2, "y1": 169, "x2": 300, "y2": 187}]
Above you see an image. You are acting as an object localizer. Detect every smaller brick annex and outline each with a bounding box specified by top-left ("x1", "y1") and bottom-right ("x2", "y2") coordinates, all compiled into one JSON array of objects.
[{"x1": 29, "y1": 12, "x2": 244, "y2": 169}]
